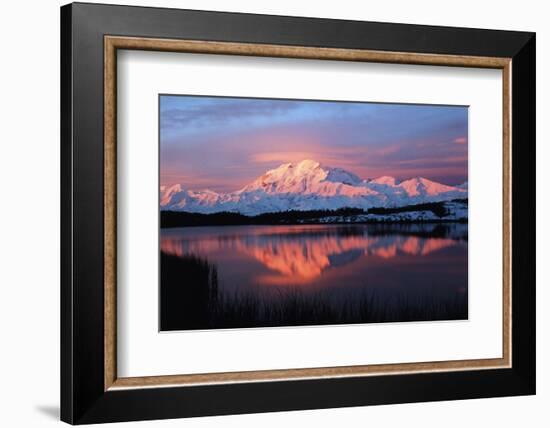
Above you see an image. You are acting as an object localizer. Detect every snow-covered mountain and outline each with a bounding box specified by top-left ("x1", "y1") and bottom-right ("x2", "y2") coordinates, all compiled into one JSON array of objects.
[{"x1": 161, "y1": 159, "x2": 467, "y2": 216}]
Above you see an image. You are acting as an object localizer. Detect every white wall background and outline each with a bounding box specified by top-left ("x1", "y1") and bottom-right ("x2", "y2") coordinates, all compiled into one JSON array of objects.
[{"x1": 0, "y1": 0, "x2": 546, "y2": 427}]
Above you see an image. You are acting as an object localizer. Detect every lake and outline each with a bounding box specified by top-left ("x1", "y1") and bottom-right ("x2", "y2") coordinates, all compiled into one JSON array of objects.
[{"x1": 160, "y1": 223, "x2": 468, "y2": 330}]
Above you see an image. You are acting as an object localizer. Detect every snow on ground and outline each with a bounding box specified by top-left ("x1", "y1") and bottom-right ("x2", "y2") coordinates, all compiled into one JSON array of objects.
[{"x1": 297, "y1": 200, "x2": 468, "y2": 224}]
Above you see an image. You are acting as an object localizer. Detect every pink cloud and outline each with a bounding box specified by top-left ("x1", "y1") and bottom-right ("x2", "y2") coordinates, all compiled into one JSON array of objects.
[
  {"x1": 453, "y1": 137, "x2": 467, "y2": 144},
  {"x1": 371, "y1": 144, "x2": 401, "y2": 156},
  {"x1": 250, "y1": 152, "x2": 319, "y2": 164}
]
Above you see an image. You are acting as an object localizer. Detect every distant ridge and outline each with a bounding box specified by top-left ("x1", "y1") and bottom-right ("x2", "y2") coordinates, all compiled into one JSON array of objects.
[{"x1": 161, "y1": 159, "x2": 467, "y2": 215}]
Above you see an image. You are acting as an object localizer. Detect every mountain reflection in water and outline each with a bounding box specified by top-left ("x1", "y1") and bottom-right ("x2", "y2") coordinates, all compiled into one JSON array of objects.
[
  {"x1": 160, "y1": 223, "x2": 468, "y2": 330},
  {"x1": 161, "y1": 224, "x2": 467, "y2": 286}
]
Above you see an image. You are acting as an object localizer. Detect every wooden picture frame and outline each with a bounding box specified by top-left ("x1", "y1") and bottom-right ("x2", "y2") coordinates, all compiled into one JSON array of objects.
[{"x1": 61, "y1": 2, "x2": 535, "y2": 424}]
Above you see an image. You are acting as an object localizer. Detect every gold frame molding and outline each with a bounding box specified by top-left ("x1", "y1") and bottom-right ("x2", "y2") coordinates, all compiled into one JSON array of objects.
[{"x1": 104, "y1": 35, "x2": 512, "y2": 391}]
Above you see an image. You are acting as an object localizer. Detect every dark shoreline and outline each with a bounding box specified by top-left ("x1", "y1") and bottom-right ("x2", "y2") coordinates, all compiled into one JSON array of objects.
[{"x1": 161, "y1": 199, "x2": 467, "y2": 228}]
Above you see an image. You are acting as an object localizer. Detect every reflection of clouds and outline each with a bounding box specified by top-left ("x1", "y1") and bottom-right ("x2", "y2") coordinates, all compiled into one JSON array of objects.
[{"x1": 161, "y1": 226, "x2": 463, "y2": 285}]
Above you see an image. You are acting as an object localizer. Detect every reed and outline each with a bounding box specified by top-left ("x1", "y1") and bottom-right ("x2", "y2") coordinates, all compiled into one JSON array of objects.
[{"x1": 160, "y1": 252, "x2": 468, "y2": 331}]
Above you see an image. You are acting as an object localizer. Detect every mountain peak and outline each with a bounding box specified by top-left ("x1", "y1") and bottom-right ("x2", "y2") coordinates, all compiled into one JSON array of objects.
[
  {"x1": 398, "y1": 177, "x2": 458, "y2": 196},
  {"x1": 268, "y1": 159, "x2": 321, "y2": 175},
  {"x1": 370, "y1": 176, "x2": 398, "y2": 186},
  {"x1": 240, "y1": 159, "x2": 362, "y2": 194},
  {"x1": 294, "y1": 159, "x2": 321, "y2": 169},
  {"x1": 161, "y1": 160, "x2": 468, "y2": 215}
]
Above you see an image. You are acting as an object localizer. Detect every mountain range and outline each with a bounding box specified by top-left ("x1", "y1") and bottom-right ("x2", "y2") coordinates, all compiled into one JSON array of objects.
[{"x1": 160, "y1": 159, "x2": 467, "y2": 216}]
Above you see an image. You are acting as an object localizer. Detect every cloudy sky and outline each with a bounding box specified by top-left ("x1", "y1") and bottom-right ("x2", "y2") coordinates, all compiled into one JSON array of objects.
[{"x1": 160, "y1": 95, "x2": 468, "y2": 193}]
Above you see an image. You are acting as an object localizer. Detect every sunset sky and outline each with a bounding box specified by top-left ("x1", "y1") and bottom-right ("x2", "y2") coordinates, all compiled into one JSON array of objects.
[{"x1": 160, "y1": 95, "x2": 468, "y2": 193}]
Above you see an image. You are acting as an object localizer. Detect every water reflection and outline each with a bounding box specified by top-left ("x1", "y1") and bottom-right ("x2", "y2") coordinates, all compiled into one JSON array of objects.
[
  {"x1": 160, "y1": 223, "x2": 468, "y2": 330},
  {"x1": 161, "y1": 224, "x2": 467, "y2": 285}
]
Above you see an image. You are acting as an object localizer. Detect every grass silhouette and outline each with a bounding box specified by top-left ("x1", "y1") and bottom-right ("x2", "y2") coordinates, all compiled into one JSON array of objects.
[{"x1": 160, "y1": 252, "x2": 467, "y2": 331}]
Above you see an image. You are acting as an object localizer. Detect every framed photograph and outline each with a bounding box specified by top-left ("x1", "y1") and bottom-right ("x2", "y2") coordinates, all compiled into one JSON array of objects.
[{"x1": 61, "y1": 2, "x2": 535, "y2": 424}]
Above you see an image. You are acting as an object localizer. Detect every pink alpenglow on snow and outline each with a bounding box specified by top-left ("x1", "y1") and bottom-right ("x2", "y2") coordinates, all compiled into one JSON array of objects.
[{"x1": 160, "y1": 159, "x2": 467, "y2": 215}]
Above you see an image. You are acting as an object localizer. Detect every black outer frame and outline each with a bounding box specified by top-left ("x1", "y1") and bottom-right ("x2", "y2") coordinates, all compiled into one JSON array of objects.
[{"x1": 60, "y1": 2, "x2": 535, "y2": 424}]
